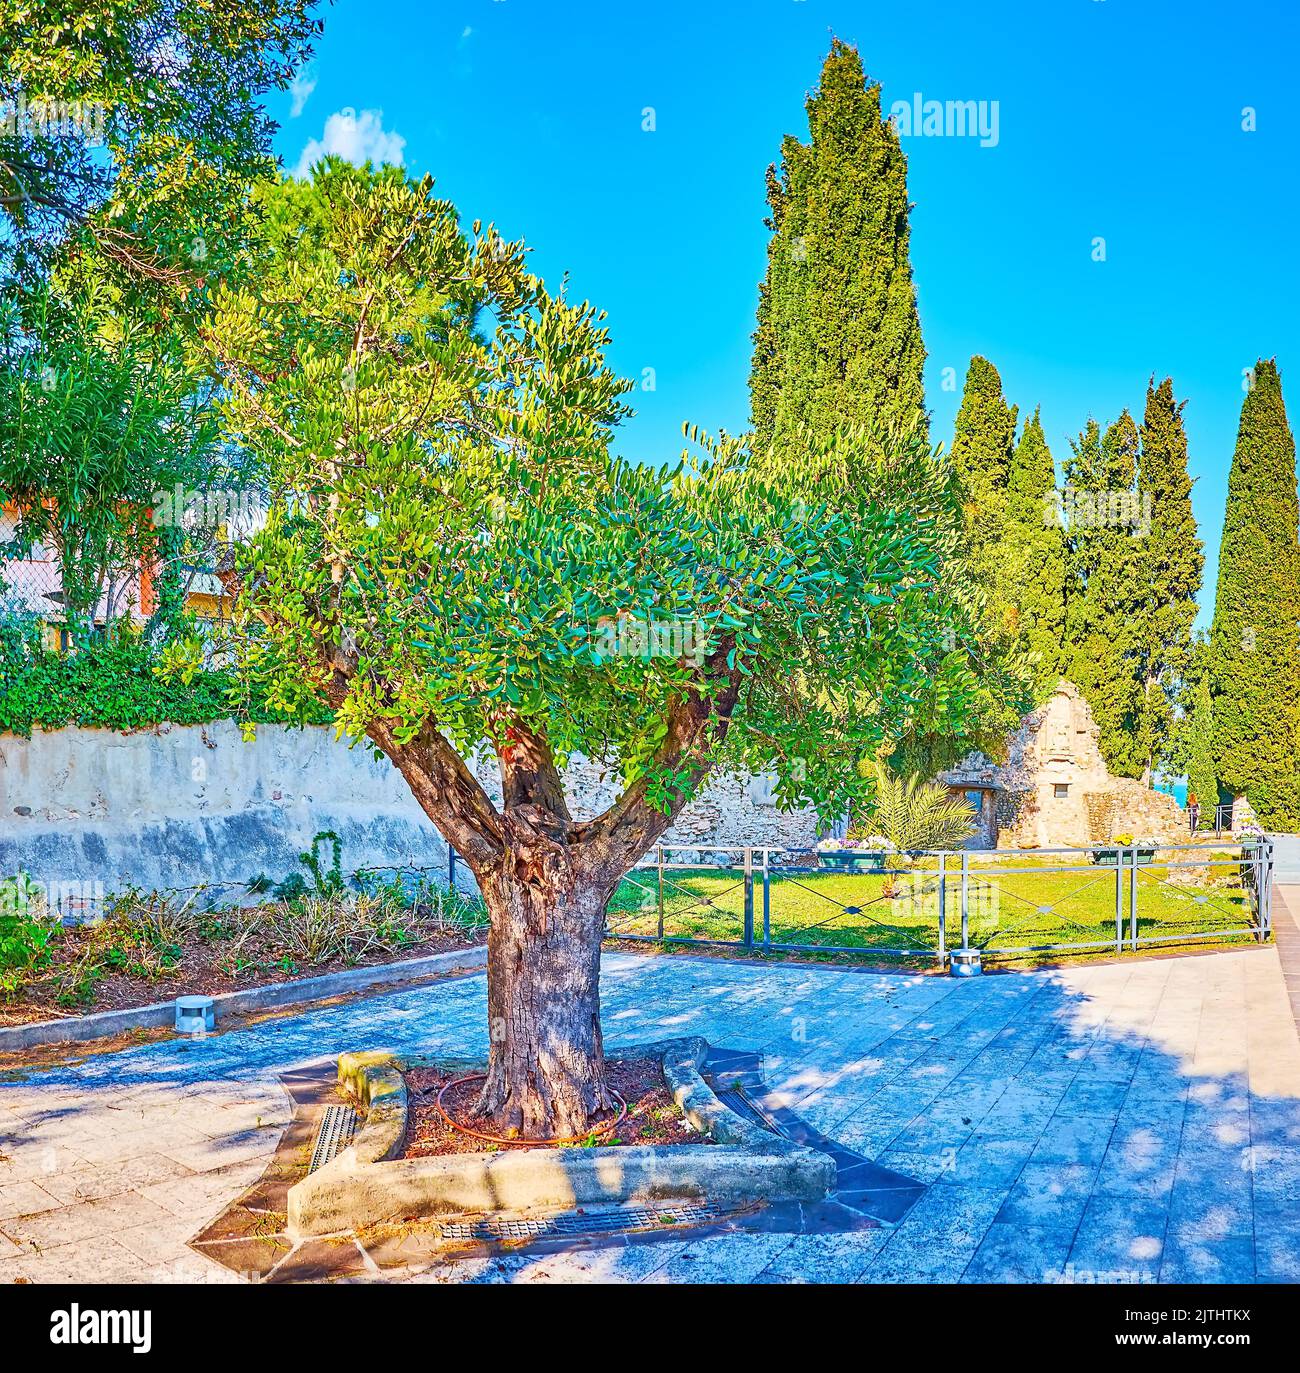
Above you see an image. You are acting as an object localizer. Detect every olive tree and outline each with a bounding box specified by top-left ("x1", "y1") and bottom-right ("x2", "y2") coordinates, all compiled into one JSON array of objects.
[{"x1": 207, "y1": 160, "x2": 982, "y2": 1138}]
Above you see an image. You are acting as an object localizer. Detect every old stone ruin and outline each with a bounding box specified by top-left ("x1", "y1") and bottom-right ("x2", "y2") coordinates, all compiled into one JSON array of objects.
[{"x1": 936, "y1": 680, "x2": 1189, "y2": 850}]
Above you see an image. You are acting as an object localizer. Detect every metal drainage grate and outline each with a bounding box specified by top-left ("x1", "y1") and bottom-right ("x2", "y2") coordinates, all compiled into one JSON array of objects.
[
  {"x1": 714, "y1": 1084, "x2": 778, "y2": 1134},
  {"x1": 438, "y1": 1202, "x2": 728, "y2": 1244},
  {"x1": 308, "y1": 1104, "x2": 358, "y2": 1173}
]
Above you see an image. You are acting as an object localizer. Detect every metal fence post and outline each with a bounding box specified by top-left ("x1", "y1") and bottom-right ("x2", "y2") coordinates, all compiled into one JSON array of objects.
[
  {"x1": 937, "y1": 852, "x2": 947, "y2": 967},
  {"x1": 1256, "y1": 838, "x2": 1273, "y2": 943},
  {"x1": 1128, "y1": 845, "x2": 1138, "y2": 952},
  {"x1": 448, "y1": 845, "x2": 456, "y2": 892},
  {"x1": 960, "y1": 850, "x2": 970, "y2": 952},
  {"x1": 1253, "y1": 841, "x2": 1263, "y2": 942},
  {"x1": 761, "y1": 849, "x2": 772, "y2": 953},
  {"x1": 1114, "y1": 846, "x2": 1123, "y2": 954},
  {"x1": 656, "y1": 845, "x2": 665, "y2": 940},
  {"x1": 742, "y1": 847, "x2": 755, "y2": 949}
]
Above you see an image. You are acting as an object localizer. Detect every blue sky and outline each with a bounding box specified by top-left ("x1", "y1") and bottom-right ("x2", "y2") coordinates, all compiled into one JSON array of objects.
[{"x1": 271, "y1": 0, "x2": 1300, "y2": 627}]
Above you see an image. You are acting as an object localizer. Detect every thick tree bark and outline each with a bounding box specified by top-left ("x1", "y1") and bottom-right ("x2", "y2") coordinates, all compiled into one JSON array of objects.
[
  {"x1": 473, "y1": 859, "x2": 616, "y2": 1139},
  {"x1": 467, "y1": 722, "x2": 614, "y2": 1137},
  {"x1": 375, "y1": 671, "x2": 742, "y2": 1139}
]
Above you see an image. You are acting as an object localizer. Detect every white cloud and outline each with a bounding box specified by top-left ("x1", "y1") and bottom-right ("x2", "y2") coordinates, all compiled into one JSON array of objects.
[
  {"x1": 293, "y1": 107, "x2": 406, "y2": 178},
  {"x1": 289, "y1": 67, "x2": 317, "y2": 118}
]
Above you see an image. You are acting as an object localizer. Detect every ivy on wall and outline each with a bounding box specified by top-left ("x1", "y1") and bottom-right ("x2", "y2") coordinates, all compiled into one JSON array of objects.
[{"x1": 0, "y1": 617, "x2": 331, "y2": 737}]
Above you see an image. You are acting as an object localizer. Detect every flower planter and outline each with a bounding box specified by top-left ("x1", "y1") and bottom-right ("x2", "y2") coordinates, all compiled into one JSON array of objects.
[
  {"x1": 286, "y1": 1038, "x2": 835, "y2": 1236},
  {"x1": 816, "y1": 850, "x2": 888, "y2": 874},
  {"x1": 1091, "y1": 847, "x2": 1156, "y2": 866}
]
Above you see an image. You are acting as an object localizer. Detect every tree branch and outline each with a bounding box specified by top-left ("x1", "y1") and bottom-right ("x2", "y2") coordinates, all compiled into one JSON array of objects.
[
  {"x1": 215, "y1": 550, "x2": 506, "y2": 870},
  {"x1": 366, "y1": 716, "x2": 506, "y2": 871},
  {"x1": 496, "y1": 716, "x2": 572, "y2": 824},
  {"x1": 575, "y1": 642, "x2": 743, "y2": 877}
]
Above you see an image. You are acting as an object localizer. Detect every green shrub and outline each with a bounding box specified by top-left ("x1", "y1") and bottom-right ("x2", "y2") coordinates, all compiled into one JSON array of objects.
[
  {"x1": 0, "y1": 872, "x2": 57, "y2": 1001},
  {"x1": 0, "y1": 617, "x2": 332, "y2": 736},
  {"x1": 248, "y1": 830, "x2": 344, "y2": 901}
]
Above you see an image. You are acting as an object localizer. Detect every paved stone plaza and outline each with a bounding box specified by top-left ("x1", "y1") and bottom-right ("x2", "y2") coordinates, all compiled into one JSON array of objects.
[{"x1": 3, "y1": 893, "x2": 1300, "y2": 1284}]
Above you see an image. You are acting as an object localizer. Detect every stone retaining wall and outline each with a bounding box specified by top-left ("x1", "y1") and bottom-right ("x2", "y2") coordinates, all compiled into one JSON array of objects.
[{"x1": 0, "y1": 721, "x2": 819, "y2": 902}]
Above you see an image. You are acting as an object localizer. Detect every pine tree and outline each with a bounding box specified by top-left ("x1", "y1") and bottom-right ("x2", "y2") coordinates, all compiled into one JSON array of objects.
[
  {"x1": 1210, "y1": 359, "x2": 1300, "y2": 827},
  {"x1": 749, "y1": 39, "x2": 927, "y2": 462},
  {"x1": 1131, "y1": 377, "x2": 1203, "y2": 782},
  {"x1": 1004, "y1": 406, "x2": 1066, "y2": 689},
  {"x1": 1064, "y1": 412, "x2": 1146, "y2": 776}
]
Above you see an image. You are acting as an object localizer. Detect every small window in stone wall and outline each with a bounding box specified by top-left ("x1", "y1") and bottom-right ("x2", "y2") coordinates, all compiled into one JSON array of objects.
[{"x1": 1053, "y1": 783, "x2": 1070, "y2": 799}]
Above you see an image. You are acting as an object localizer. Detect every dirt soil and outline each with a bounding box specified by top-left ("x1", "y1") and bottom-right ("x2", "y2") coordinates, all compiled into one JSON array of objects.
[
  {"x1": 0, "y1": 922, "x2": 484, "y2": 1027},
  {"x1": 403, "y1": 1056, "x2": 710, "y2": 1155}
]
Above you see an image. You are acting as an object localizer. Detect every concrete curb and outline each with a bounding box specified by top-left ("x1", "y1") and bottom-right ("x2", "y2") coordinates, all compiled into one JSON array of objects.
[
  {"x1": 0, "y1": 944, "x2": 487, "y2": 1052},
  {"x1": 287, "y1": 1037, "x2": 835, "y2": 1237},
  {"x1": 337, "y1": 1050, "x2": 409, "y2": 1163},
  {"x1": 662, "y1": 1037, "x2": 775, "y2": 1148}
]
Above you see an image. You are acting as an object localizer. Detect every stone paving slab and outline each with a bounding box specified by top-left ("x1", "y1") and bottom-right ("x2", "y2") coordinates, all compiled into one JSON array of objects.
[
  {"x1": 963, "y1": 1221, "x2": 1074, "y2": 1285},
  {"x1": 751, "y1": 1229, "x2": 891, "y2": 1284},
  {"x1": 1, "y1": 941, "x2": 1299, "y2": 1283},
  {"x1": 1268, "y1": 885, "x2": 1300, "y2": 1042}
]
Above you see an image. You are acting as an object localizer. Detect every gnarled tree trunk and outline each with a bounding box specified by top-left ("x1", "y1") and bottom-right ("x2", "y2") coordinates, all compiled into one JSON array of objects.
[
  {"x1": 473, "y1": 860, "x2": 615, "y2": 1139},
  {"x1": 345, "y1": 660, "x2": 742, "y2": 1141}
]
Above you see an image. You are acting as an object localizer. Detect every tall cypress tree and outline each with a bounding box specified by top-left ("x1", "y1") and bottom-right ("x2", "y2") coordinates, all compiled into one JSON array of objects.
[
  {"x1": 948, "y1": 354, "x2": 1018, "y2": 636},
  {"x1": 749, "y1": 39, "x2": 926, "y2": 463},
  {"x1": 1004, "y1": 406, "x2": 1066, "y2": 689},
  {"x1": 1064, "y1": 411, "x2": 1145, "y2": 776},
  {"x1": 1131, "y1": 377, "x2": 1203, "y2": 782},
  {"x1": 1184, "y1": 672, "x2": 1219, "y2": 831},
  {"x1": 950, "y1": 355, "x2": 1018, "y2": 519},
  {"x1": 1210, "y1": 359, "x2": 1300, "y2": 827}
]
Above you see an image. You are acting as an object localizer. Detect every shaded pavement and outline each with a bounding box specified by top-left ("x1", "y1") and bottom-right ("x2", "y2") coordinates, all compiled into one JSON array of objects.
[{"x1": 4, "y1": 911, "x2": 1300, "y2": 1284}]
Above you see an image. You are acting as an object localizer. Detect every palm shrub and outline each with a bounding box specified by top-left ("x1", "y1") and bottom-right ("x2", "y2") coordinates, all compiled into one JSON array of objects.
[{"x1": 866, "y1": 766, "x2": 977, "y2": 855}]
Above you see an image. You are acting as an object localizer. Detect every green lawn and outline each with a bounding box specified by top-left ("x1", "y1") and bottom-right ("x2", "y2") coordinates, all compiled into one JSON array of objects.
[{"x1": 605, "y1": 847, "x2": 1264, "y2": 965}]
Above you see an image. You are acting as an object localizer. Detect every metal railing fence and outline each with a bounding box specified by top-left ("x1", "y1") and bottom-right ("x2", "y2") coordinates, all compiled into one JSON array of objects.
[
  {"x1": 32, "y1": 836, "x2": 1274, "y2": 969},
  {"x1": 1182, "y1": 803, "x2": 1236, "y2": 838},
  {"x1": 603, "y1": 838, "x2": 1273, "y2": 966}
]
